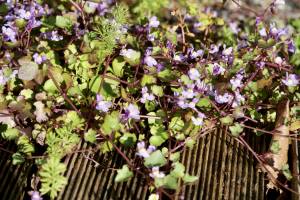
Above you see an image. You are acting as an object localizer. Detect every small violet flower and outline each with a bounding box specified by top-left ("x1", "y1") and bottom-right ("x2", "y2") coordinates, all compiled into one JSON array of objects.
[
  {"x1": 33, "y1": 53, "x2": 47, "y2": 65},
  {"x1": 209, "y1": 44, "x2": 219, "y2": 54},
  {"x1": 140, "y1": 87, "x2": 155, "y2": 103},
  {"x1": 188, "y1": 68, "x2": 200, "y2": 80},
  {"x1": 215, "y1": 92, "x2": 233, "y2": 104},
  {"x1": 2, "y1": 26, "x2": 17, "y2": 42},
  {"x1": 230, "y1": 74, "x2": 244, "y2": 90},
  {"x1": 213, "y1": 63, "x2": 225, "y2": 76},
  {"x1": 124, "y1": 104, "x2": 140, "y2": 120},
  {"x1": 287, "y1": 40, "x2": 296, "y2": 54},
  {"x1": 136, "y1": 141, "x2": 155, "y2": 158},
  {"x1": 148, "y1": 16, "x2": 160, "y2": 28},
  {"x1": 95, "y1": 94, "x2": 112, "y2": 112},
  {"x1": 144, "y1": 55, "x2": 158, "y2": 67},
  {"x1": 173, "y1": 54, "x2": 185, "y2": 62},
  {"x1": 120, "y1": 49, "x2": 136, "y2": 59},
  {"x1": 232, "y1": 91, "x2": 245, "y2": 107},
  {"x1": 282, "y1": 74, "x2": 299, "y2": 87},
  {"x1": 259, "y1": 28, "x2": 267, "y2": 38},
  {"x1": 31, "y1": 191, "x2": 43, "y2": 200},
  {"x1": 149, "y1": 167, "x2": 165, "y2": 179},
  {"x1": 274, "y1": 56, "x2": 284, "y2": 65},
  {"x1": 191, "y1": 112, "x2": 205, "y2": 126}
]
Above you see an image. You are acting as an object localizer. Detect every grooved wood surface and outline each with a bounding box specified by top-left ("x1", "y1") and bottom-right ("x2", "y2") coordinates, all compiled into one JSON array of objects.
[{"x1": 0, "y1": 128, "x2": 267, "y2": 200}]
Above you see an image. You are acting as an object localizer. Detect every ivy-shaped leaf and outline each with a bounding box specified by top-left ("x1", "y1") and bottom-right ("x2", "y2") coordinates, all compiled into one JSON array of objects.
[
  {"x1": 115, "y1": 165, "x2": 133, "y2": 182},
  {"x1": 144, "y1": 150, "x2": 167, "y2": 167},
  {"x1": 229, "y1": 123, "x2": 243, "y2": 137},
  {"x1": 18, "y1": 59, "x2": 38, "y2": 81}
]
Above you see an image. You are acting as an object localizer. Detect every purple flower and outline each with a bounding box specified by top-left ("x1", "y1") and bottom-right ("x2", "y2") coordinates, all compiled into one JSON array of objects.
[
  {"x1": 274, "y1": 56, "x2": 284, "y2": 65},
  {"x1": 256, "y1": 61, "x2": 265, "y2": 69},
  {"x1": 215, "y1": 92, "x2": 233, "y2": 104},
  {"x1": 97, "y1": 2, "x2": 109, "y2": 16},
  {"x1": 42, "y1": 30, "x2": 63, "y2": 41},
  {"x1": 287, "y1": 40, "x2": 296, "y2": 54},
  {"x1": 144, "y1": 56, "x2": 157, "y2": 67},
  {"x1": 182, "y1": 86, "x2": 196, "y2": 99},
  {"x1": 229, "y1": 22, "x2": 240, "y2": 34},
  {"x1": 137, "y1": 141, "x2": 155, "y2": 158},
  {"x1": 222, "y1": 47, "x2": 233, "y2": 56},
  {"x1": 2, "y1": 25, "x2": 17, "y2": 42},
  {"x1": 213, "y1": 63, "x2": 225, "y2": 76},
  {"x1": 26, "y1": 17, "x2": 41, "y2": 30},
  {"x1": 256, "y1": 17, "x2": 262, "y2": 26},
  {"x1": 282, "y1": 74, "x2": 299, "y2": 87},
  {"x1": 31, "y1": 191, "x2": 42, "y2": 200},
  {"x1": 148, "y1": 16, "x2": 160, "y2": 28},
  {"x1": 209, "y1": 44, "x2": 219, "y2": 54},
  {"x1": 0, "y1": 68, "x2": 18, "y2": 86},
  {"x1": 195, "y1": 80, "x2": 208, "y2": 93},
  {"x1": 173, "y1": 54, "x2": 186, "y2": 62},
  {"x1": 188, "y1": 68, "x2": 200, "y2": 80},
  {"x1": 95, "y1": 94, "x2": 112, "y2": 112},
  {"x1": 259, "y1": 28, "x2": 267, "y2": 38},
  {"x1": 191, "y1": 112, "x2": 205, "y2": 126},
  {"x1": 230, "y1": 74, "x2": 244, "y2": 89},
  {"x1": 17, "y1": 8, "x2": 32, "y2": 20},
  {"x1": 232, "y1": 91, "x2": 245, "y2": 107},
  {"x1": 124, "y1": 104, "x2": 140, "y2": 120},
  {"x1": 270, "y1": 24, "x2": 288, "y2": 39},
  {"x1": 140, "y1": 87, "x2": 155, "y2": 103},
  {"x1": 190, "y1": 49, "x2": 203, "y2": 59},
  {"x1": 120, "y1": 49, "x2": 136, "y2": 59},
  {"x1": 150, "y1": 167, "x2": 165, "y2": 178},
  {"x1": 147, "y1": 33, "x2": 155, "y2": 41},
  {"x1": 33, "y1": 53, "x2": 47, "y2": 65}
]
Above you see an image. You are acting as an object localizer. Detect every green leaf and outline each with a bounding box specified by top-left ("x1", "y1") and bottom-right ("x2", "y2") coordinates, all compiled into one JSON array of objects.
[
  {"x1": 17, "y1": 135, "x2": 35, "y2": 155},
  {"x1": 158, "y1": 68, "x2": 176, "y2": 82},
  {"x1": 196, "y1": 97, "x2": 211, "y2": 108},
  {"x1": 151, "y1": 85, "x2": 164, "y2": 97},
  {"x1": 120, "y1": 133, "x2": 137, "y2": 147},
  {"x1": 185, "y1": 138, "x2": 196, "y2": 149},
  {"x1": 115, "y1": 165, "x2": 133, "y2": 182},
  {"x1": 144, "y1": 150, "x2": 167, "y2": 167},
  {"x1": 220, "y1": 116, "x2": 233, "y2": 125},
  {"x1": 170, "y1": 152, "x2": 180, "y2": 162},
  {"x1": 40, "y1": 157, "x2": 67, "y2": 199},
  {"x1": 229, "y1": 123, "x2": 243, "y2": 137},
  {"x1": 1, "y1": 127, "x2": 19, "y2": 140},
  {"x1": 270, "y1": 140, "x2": 281, "y2": 154},
  {"x1": 99, "y1": 141, "x2": 113, "y2": 153},
  {"x1": 101, "y1": 111, "x2": 120, "y2": 135},
  {"x1": 112, "y1": 57, "x2": 126, "y2": 77},
  {"x1": 282, "y1": 164, "x2": 293, "y2": 180},
  {"x1": 43, "y1": 79, "x2": 59, "y2": 93},
  {"x1": 65, "y1": 111, "x2": 85, "y2": 129},
  {"x1": 183, "y1": 174, "x2": 198, "y2": 184},
  {"x1": 84, "y1": 129, "x2": 97, "y2": 144},
  {"x1": 56, "y1": 16, "x2": 73, "y2": 29},
  {"x1": 18, "y1": 59, "x2": 38, "y2": 81},
  {"x1": 141, "y1": 74, "x2": 157, "y2": 86},
  {"x1": 162, "y1": 175, "x2": 178, "y2": 190},
  {"x1": 12, "y1": 152, "x2": 25, "y2": 165},
  {"x1": 170, "y1": 162, "x2": 185, "y2": 178},
  {"x1": 122, "y1": 50, "x2": 141, "y2": 66},
  {"x1": 169, "y1": 117, "x2": 184, "y2": 132},
  {"x1": 145, "y1": 100, "x2": 156, "y2": 112},
  {"x1": 149, "y1": 135, "x2": 165, "y2": 147}
]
